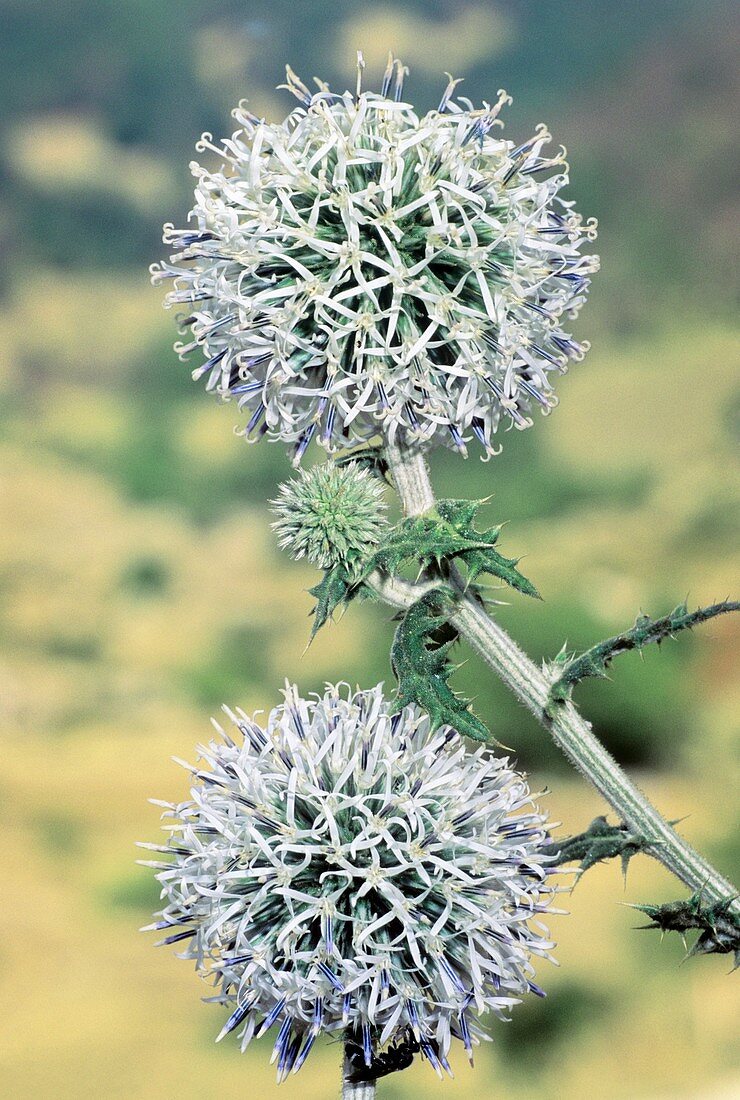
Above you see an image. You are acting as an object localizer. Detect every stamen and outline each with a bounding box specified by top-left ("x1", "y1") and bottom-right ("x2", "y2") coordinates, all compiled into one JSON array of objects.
[
  {"x1": 393, "y1": 59, "x2": 409, "y2": 102},
  {"x1": 439, "y1": 73, "x2": 464, "y2": 113},
  {"x1": 381, "y1": 52, "x2": 395, "y2": 98},
  {"x1": 355, "y1": 51, "x2": 365, "y2": 101}
]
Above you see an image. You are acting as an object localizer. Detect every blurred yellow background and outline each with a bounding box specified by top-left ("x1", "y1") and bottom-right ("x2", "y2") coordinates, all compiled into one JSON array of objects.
[{"x1": 1, "y1": 2, "x2": 738, "y2": 1097}]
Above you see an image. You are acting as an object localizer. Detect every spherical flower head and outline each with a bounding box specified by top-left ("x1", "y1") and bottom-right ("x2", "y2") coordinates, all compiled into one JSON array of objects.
[
  {"x1": 141, "y1": 683, "x2": 557, "y2": 1079},
  {"x1": 270, "y1": 461, "x2": 387, "y2": 575},
  {"x1": 151, "y1": 54, "x2": 598, "y2": 462}
]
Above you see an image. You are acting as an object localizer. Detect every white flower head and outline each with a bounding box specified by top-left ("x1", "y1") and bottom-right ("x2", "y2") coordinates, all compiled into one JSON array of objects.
[
  {"x1": 141, "y1": 683, "x2": 557, "y2": 1079},
  {"x1": 152, "y1": 55, "x2": 598, "y2": 462}
]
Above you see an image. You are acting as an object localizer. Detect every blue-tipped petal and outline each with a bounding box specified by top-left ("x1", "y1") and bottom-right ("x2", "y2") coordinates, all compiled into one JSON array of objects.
[
  {"x1": 362, "y1": 1021, "x2": 372, "y2": 1067},
  {"x1": 459, "y1": 1008, "x2": 474, "y2": 1064},
  {"x1": 279, "y1": 1033, "x2": 302, "y2": 1081},
  {"x1": 270, "y1": 1016, "x2": 293, "y2": 1065},
  {"x1": 256, "y1": 996, "x2": 287, "y2": 1038},
  {"x1": 156, "y1": 928, "x2": 196, "y2": 947},
  {"x1": 317, "y1": 961, "x2": 344, "y2": 992},
  {"x1": 216, "y1": 997, "x2": 255, "y2": 1042},
  {"x1": 219, "y1": 954, "x2": 253, "y2": 967},
  {"x1": 291, "y1": 1029, "x2": 317, "y2": 1074}
]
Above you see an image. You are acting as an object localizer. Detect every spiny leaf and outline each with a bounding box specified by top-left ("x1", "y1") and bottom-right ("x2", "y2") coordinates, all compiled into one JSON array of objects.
[
  {"x1": 389, "y1": 588, "x2": 498, "y2": 745},
  {"x1": 546, "y1": 600, "x2": 740, "y2": 715},
  {"x1": 543, "y1": 815, "x2": 648, "y2": 875},
  {"x1": 365, "y1": 516, "x2": 491, "y2": 578},
  {"x1": 308, "y1": 565, "x2": 359, "y2": 638},
  {"x1": 360, "y1": 498, "x2": 539, "y2": 601},
  {"x1": 436, "y1": 499, "x2": 540, "y2": 599},
  {"x1": 630, "y1": 892, "x2": 740, "y2": 966}
]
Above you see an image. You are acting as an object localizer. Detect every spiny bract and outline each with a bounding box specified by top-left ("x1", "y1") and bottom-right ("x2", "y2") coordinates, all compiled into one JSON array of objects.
[
  {"x1": 270, "y1": 461, "x2": 387, "y2": 575},
  {"x1": 140, "y1": 683, "x2": 557, "y2": 1080},
  {"x1": 152, "y1": 54, "x2": 598, "y2": 462}
]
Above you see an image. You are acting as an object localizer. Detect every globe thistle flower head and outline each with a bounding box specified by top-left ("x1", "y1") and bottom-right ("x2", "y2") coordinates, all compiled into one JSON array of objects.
[
  {"x1": 140, "y1": 683, "x2": 557, "y2": 1079},
  {"x1": 270, "y1": 461, "x2": 387, "y2": 575},
  {"x1": 151, "y1": 54, "x2": 598, "y2": 461}
]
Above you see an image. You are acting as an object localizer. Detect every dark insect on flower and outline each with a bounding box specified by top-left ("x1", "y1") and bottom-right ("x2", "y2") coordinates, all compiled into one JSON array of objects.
[{"x1": 345, "y1": 1028, "x2": 420, "y2": 1083}]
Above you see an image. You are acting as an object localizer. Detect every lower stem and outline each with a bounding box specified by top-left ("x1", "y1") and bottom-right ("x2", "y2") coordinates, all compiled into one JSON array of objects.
[
  {"x1": 381, "y1": 440, "x2": 738, "y2": 910},
  {"x1": 342, "y1": 1043, "x2": 376, "y2": 1100}
]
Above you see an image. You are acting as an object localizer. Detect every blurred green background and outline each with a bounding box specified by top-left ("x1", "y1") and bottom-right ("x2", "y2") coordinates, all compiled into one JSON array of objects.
[{"x1": 1, "y1": 2, "x2": 739, "y2": 1097}]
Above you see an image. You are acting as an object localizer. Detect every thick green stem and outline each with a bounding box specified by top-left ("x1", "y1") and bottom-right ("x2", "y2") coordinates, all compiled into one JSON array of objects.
[{"x1": 381, "y1": 440, "x2": 739, "y2": 910}]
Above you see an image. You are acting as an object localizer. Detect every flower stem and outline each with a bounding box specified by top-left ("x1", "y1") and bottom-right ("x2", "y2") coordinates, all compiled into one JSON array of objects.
[
  {"x1": 381, "y1": 440, "x2": 739, "y2": 910},
  {"x1": 383, "y1": 438, "x2": 436, "y2": 515},
  {"x1": 342, "y1": 1043, "x2": 376, "y2": 1100}
]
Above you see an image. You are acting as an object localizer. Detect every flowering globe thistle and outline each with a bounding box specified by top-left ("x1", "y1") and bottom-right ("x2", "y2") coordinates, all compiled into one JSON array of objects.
[
  {"x1": 271, "y1": 461, "x2": 387, "y2": 575},
  {"x1": 151, "y1": 55, "x2": 598, "y2": 461},
  {"x1": 140, "y1": 683, "x2": 556, "y2": 1079}
]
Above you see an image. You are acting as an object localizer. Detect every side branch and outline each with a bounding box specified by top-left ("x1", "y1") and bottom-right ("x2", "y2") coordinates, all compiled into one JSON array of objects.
[
  {"x1": 379, "y1": 440, "x2": 739, "y2": 913},
  {"x1": 547, "y1": 600, "x2": 739, "y2": 713}
]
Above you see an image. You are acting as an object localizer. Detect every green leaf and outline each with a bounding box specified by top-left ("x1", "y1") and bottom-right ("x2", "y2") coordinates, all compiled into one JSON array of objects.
[
  {"x1": 389, "y1": 588, "x2": 497, "y2": 745},
  {"x1": 360, "y1": 498, "x2": 539, "y2": 601},
  {"x1": 366, "y1": 516, "x2": 490, "y2": 578},
  {"x1": 308, "y1": 565, "x2": 358, "y2": 638},
  {"x1": 546, "y1": 600, "x2": 740, "y2": 715},
  {"x1": 542, "y1": 815, "x2": 648, "y2": 875},
  {"x1": 630, "y1": 892, "x2": 740, "y2": 966},
  {"x1": 437, "y1": 499, "x2": 540, "y2": 598},
  {"x1": 547, "y1": 823, "x2": 740, "y2": 961},
  {"x1": 436, "y1": 499, "x2": 539, "y2": 598}
]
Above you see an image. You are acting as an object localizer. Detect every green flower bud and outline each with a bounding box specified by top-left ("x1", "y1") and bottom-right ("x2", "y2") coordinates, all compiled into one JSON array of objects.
[{"x1": 270, "y1": 462, "x2": 387, "y2": 575}]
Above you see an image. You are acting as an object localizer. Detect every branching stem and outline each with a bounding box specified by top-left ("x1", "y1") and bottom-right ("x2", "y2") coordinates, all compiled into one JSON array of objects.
[{"x1": 379, "y1": 439, "x2": 738, "y2": 911}]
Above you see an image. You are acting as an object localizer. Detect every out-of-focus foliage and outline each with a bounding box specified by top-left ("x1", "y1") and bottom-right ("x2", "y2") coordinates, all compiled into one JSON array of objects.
[{"x1": 0, "y1": 2, "x2": 738, "y2": 1097}]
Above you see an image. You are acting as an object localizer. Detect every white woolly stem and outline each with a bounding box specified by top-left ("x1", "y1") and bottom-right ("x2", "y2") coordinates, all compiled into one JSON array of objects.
[
  {"x1": 380, "y1": 440, "x2": 739, "y2": 910},
  {"x1": 342, "y1": 1044, "x2": 375, "y2": 1100}
]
